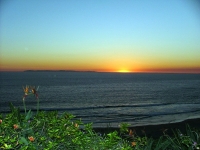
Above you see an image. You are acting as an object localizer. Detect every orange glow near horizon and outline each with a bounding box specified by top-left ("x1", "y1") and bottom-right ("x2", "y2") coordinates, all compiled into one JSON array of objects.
[
  {"x1": 0, "y1": 59, "x2": 200, "y2": 73},
  {"x1": 1, "y1": 66, "x2": 200, "y2": 73},
  {"x1": 0, "y1": 68, "x2": 200, "y2": 73}
]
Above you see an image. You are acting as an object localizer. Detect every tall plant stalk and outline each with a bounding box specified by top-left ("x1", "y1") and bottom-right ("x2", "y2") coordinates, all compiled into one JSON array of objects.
[
  {"x1": 23, "y1": 99, "x2": 27, "y2": 115},
  {"x1": 37, "y1": 98, "x2": 39, "y2": 114}
]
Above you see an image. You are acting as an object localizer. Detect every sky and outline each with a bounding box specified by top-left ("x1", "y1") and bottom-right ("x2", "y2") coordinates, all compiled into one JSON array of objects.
[{"x1": 0, "y1": 0, "x2": 200, "y2": 73}]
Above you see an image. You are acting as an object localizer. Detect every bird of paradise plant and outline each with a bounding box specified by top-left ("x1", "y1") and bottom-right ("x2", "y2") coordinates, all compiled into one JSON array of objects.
[{"x1": 22, "y1": 85, "x2": 40, "y2": 114}]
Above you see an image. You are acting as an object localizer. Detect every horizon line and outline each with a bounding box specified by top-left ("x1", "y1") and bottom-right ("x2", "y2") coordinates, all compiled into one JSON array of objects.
[{"x1": 0, "y1": 69, "x2": 200, "y2": 74}]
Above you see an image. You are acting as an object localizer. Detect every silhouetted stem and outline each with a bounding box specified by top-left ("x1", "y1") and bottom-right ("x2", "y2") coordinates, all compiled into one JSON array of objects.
[
  {"x1": 37, "y1": 98, "x2": 39, "y2": 114},
  {"x1": 23, "y1": 99, "x2": 27, "y2": 115}
]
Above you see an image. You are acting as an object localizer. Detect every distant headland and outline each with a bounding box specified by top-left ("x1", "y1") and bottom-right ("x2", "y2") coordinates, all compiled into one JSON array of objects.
[{"x1": 23, "y1": 70, "x2": 96, "y2": 73}]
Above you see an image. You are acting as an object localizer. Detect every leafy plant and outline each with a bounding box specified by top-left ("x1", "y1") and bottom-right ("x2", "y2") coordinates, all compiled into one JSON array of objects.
[{"x1": 0, "y1": 86, "x2": 200, "y2": 149}]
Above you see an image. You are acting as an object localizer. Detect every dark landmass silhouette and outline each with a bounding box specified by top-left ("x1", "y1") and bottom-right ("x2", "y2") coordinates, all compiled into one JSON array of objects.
[{"x1": 24, "y1": 70, "x2": 96, "y2": 72}]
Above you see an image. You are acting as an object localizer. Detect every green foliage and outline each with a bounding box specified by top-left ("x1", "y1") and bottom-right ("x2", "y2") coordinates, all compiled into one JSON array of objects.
[
  {"x1": 1, "y1": 99, "x2": 200, "y2": 150},
  {"x1": 1, "y1": 107, "x2": 200, "y2": 150},
  {"x1": 120, "y1": 122, "x2": 130, "y2": 134},
  {"x1": 0, "y1": 105, "x2": 133, "y2": 149},
  {"x1": 165, "y1": 124, "x2": 200, "y2": 150}
]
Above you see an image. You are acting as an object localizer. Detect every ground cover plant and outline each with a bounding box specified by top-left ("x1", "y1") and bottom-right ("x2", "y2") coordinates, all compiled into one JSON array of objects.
[{"x1": 0, "y1": 85, "x2": 200, "y2": 149}]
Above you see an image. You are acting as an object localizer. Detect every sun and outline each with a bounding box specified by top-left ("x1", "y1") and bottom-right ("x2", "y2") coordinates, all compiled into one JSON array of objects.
[{"x1": 117, "y1": 69, "x2": 130, "y2": 73}]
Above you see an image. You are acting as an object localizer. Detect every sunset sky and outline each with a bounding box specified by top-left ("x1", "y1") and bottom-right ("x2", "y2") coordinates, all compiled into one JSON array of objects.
[{"x1": 0, "y1": 0, "x2": 200, "y2": 73}]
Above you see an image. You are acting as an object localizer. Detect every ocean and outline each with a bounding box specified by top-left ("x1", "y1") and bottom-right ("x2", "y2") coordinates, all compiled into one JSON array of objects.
[{"x1": 0, "y1": 72, "x2": 200, "y2": 127}]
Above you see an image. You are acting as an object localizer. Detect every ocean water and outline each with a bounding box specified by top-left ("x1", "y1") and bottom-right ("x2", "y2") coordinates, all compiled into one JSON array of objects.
[{"x1": 0, "y1": 72, "x2": 200, "y2": 127}]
